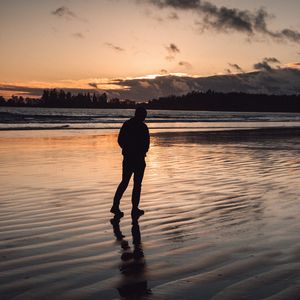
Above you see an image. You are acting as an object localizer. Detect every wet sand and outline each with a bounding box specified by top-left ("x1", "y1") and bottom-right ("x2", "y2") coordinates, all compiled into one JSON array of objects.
[{"x1": 0, "y1": 128, "x2": 300, "y2": 299}]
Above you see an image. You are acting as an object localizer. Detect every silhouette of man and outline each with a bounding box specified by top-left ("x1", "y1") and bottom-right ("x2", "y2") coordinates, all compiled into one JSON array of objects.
[{"x1": 111, "y1": 107, "x2": 149, "y2": 217}]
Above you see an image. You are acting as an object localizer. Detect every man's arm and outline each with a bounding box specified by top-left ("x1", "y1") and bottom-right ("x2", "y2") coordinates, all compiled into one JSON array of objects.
[
  {"x1": 118, "y1": 122, "x2": 127, "y2": 149},
  {"x1": 144, "y1": 125, "x2": 150, "y2": 154}
]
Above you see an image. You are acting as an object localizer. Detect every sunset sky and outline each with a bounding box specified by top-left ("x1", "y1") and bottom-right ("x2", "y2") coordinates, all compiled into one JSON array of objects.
[{"x1": 1, "y1": 0, "x2": 300, "y2": 100}]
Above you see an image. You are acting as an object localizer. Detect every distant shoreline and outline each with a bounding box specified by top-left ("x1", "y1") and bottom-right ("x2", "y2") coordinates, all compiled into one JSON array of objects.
[{"x1": 1, "y1": 90, "x2": 300, "y2": 113}]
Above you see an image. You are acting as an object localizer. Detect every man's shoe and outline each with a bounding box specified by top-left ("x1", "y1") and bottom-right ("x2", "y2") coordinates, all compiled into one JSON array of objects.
[
  {"x1": 110, "y1": 207, "x2": 124, "y2": 217},
  {"x1": 131, "y1": 208, "x2": 144, "y2": 217}
]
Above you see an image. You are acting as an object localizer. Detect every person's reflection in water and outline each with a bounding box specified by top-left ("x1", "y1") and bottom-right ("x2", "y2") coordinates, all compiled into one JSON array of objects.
[{"x1": 110, "y1": 215, "x2": 151, "y2": 298}]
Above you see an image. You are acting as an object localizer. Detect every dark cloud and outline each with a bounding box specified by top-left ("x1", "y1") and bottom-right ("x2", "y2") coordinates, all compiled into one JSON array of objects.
[
  {"x1": 166, "y1": 43, "x2": 180, "y2": 54},
  {"x1": 148, "y1": 0, "x2": 199, "y2": 9},
  {"x1": 254, "y1": 57, "x2": 280, "y2": 71},
  {"x1": 165, "y1": 43, "x2": 180, "y2": 61},
  {"x1": 104, "y1": 67, "x2": 300, "y2": 100},
  {"x1": 88, "y1": 83, "x2": 98, "y2": 89},
  {"x1": 160, "y1": 69, "x2": 168, "y2": 74},
  {"x1": 72, "y1": 32, "x2": 85, "y2": 39},
  {"x1": 2, "y1": 68, "x2": 300, "y2": 101},
  {"x1": 105, "y1": 43, "x2": 125, "y2": 52},
  {"x1": 0, "y1": 85, "x2": 44, "y2": 98},
  {"x1": 142, "y1": 0, "x2": 300, "y2": 43},
  {"x1": 254, "y1": 62, "x2": 273, "y2": 72},
  {"x1": 264, "y1": 57, "x2": 280, "y2": 64},
  {"x1": 52, "y1": 6, "x2": 77, "y2": 20},
  {"x1": 179, "y1": 61, "x2": 192, "y2": 69},
  {"x1": 229, "y1": 63, "x2": 244, "y2": 73},
  {"x1": 274, "y1": 29, "x2": 300, "y2": 43}
]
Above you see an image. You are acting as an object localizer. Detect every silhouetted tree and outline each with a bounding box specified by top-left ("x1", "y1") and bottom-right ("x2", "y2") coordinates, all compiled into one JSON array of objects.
[
  {"x1": 0, "y1": 96, "x2": 5, "y2": 105},
  {"x1": 6, "y1": 96, "x2": 25, "y2": 106},
  {"x1": 99, "y1": 93, "x2": 108, "y2": 105}
]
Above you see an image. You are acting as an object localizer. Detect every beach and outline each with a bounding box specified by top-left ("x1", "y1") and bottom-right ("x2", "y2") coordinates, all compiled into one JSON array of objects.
[
  {"x1": 0, "y1": 127, "x2": 300, "y2": 299},
  {"x1": 2, "y1": 0, "x2": 300, "y2": 297}
]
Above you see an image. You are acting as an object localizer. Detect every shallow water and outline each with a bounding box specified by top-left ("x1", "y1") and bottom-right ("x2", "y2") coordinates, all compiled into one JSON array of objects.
[
  {"x1": 1, "y1": 107, "x2": 300, "y2": 131},
  {"x1": 0, "y1": 129, "x2": 300, "y2": 299}
]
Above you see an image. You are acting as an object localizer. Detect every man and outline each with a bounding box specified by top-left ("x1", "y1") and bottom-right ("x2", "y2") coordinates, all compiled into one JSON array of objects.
[{"x1": 111, "y1": 107, "x2": 150, "y2": 217}]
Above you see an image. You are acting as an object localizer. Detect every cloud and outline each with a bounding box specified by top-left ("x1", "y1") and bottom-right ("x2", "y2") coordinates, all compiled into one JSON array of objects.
[
  {"x1": 179, "y1": 61, "x2": 192, "y2": 69},
  {"x1": 166, "y1": 43, "x2": 180, "y2": 54},
  {"x1": 2, "y1": 67, "x2": 300, "y2": 101},
  {"x1": 288, "y1": 62, "x2": 300, "y2": 69},
  {"x1": 254, "y1": 57, "x2": 281, "y2": 71},
  {"x1": 0, "y1": 84, "x2": 44, "y2": 98},
  {"x1": 274, "y1": 29, "x2": 300, "y2": 43},
  {"x1": 88, "y1": 83, "x2": 98, "y2": 89},
  {"x1": 72, "y1": 32, "x2": 85, "y2": 39},
  {"x1": 254, "y1": 62, "x2": 273, "y2": 72},
  {"x1": 105, "y1": 43, "x2": 125, "y2": 52},
  {"x1": 168, "y1": 12, "x2": 179, "y2": 20},
  {"x1": 264, "y1": 57, "x2": 280, "y2": 64},
  {"x1": 165, "y1": 43, "x2": 180, "y2": 61},
  {"x1": 160, "y1": 69, "x2": 168, "y2": 74},
  {"x1": 148, "y1": 0, "x2": 199, "y2": 9},
  {"x1": 165, "y1": 55, "x2": 175, "y2": 61},
  {"x1": 229, "y1": 63, "x2": 244, "y2": 73},
  {"x1": 142, "y1": 0, "x2": 300, "y2": 43},
  {"x1": 106, "y1": 68, "x2": 300, "y2": 99},
  {"x1": 52, "y1": 6, "x2": 78, "y2": 20},
  {"x1": 139, "y1": 81, "x2": 152, "y2": 88},
  {"x1": 143, "y1": 9, "x2": 164, "y2": 22},
  {"x1": 144, "y1": 7, "x2": 179, "y2": 22}
]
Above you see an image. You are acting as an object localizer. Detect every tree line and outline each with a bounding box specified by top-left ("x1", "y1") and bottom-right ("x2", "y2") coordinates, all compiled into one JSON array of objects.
[
  {"x1": 148, "y1": 90, "x2": 300, "y2": 112},
  {"x1": 0, "y1": 89, "x2": 300, "y2": 112},
  {"x1": 0, "y1": 89, "x2": 135, "y2": 109}
]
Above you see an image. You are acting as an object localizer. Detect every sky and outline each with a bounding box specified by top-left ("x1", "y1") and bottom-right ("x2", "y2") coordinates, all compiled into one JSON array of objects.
[{"x1": 0, "y1": 0, "x2": 300, "y2": 100}]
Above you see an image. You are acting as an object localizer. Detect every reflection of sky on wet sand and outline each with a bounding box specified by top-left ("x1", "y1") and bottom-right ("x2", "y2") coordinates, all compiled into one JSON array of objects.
[
  {"x1": 0, "y1": 129, "x2": 299, "y2": 299},
  {"x1": 149, "y1": 131, "x2": 299, "y2": 226}
]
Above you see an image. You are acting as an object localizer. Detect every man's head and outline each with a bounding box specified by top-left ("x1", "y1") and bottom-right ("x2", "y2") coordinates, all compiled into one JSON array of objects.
[{"x1": 134, "y1": 107, "x2": 147, "y2": 122}]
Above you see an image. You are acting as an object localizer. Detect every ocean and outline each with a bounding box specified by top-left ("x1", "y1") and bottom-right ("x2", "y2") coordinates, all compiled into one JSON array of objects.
[{"x1": 1, "y1": 107, "x2": 300, "y2": 133}]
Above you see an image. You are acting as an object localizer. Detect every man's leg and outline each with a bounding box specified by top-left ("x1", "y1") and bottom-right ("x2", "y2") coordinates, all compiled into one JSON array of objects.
[
  {"x1": 112, "y1": 158, "x2": 133, "y2": 212},
  {"x1": 131, "y1": 158, "x2": 146, "y2": 212}
]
